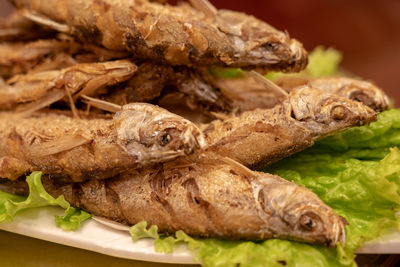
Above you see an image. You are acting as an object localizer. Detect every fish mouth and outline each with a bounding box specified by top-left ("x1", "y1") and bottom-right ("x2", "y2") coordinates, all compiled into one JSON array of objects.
[
  {"x1": 181, "y1": 125, "x2": 207, "y2": 152},
  {"x1": 236, "y1": 38, "x2": 308, "y2": 72},
  {"x1": 348, "y1": 90, "x2": 390, "y2": 112},
  {"x1": 330, "y1": 215, "x2": 347, "y2": 246},
  {"x1": 286, "y1": 39, "x2": 308, "y2": 72}
]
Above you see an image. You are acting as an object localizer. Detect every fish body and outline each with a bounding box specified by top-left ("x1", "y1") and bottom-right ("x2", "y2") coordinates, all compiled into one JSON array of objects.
[
  {"x1": 0, "y1": 103, "x2": 205, "y2": 181},
  {"x1": 11, "y1": 0, "x2": 307, "y2": 71},
  {"x1": 0, "y1": 153, "x2": 345, "y2": 246},
  {"x1": 204, "y1": 86, "x2": 377, "y2": 168}
]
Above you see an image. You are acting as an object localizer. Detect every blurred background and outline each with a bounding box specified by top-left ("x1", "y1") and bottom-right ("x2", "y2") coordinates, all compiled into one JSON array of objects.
[{"x1": 1, "y1": 0, "x2": 399, "y2": 104}]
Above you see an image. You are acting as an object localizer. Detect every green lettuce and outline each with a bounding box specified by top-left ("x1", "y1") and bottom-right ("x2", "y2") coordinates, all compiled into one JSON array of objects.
[
  {"x1": 0, "y1": 172, "x2": 91, "y2": 231},
  {"x1": 129, "y1": 221, "x2": 159, "y2": 241},
  {"x1": 209, "y1": 46, "x2": 342, "y2": 80},
  {"x1": 130, "y1": 110, "x2": 400, "y2": 267},
  {"x1": 317, "y1": 109, "x2": 400, "y2": 151},
  {"x1": 208, "y1": 67, "x2": 245, "y2": 79},
  {"x1": 265, "y1": 46, "x2": 342, "y2": 80}
]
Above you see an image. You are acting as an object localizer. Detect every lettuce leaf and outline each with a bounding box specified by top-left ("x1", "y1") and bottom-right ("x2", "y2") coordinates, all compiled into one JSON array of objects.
[
  {"x1": 130, "y1": 109, "x2": 400, "y2": 267},
  {"x1": 129, "y1": 221, "x2": 159, "y2": 241},
  {"x1": 209, "y1": 46, "x2": 342, "y2": 80},
  {"x1": 0, "y1": 172, "x2": 90, "y2": 230},
  {"x1": 306, "y1": 46, "x2": 343, "y2": 77},
  {"x1": 265, "y1": 46, "x2": 342, "y2": 80},
  {"x1": 317, "y1": 109, "x2": 400, "y2": 151},
  {"x1": 208, "y1": 67, "x2": 245, "y2": 79}
]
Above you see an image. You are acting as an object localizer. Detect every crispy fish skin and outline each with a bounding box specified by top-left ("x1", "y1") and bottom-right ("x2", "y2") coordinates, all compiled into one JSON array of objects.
[
  {"x1": 11, "y1": 0, "x2": 307, "y2": 71},
  {"x1": 172, "y1": 66, "x2": 234, "y2": 113},
  {"x1": 0, "y1": 153, "x2": 345, "y2": 246},
  {"x1": 0, "y1": 59, "x2": 137, "y2": 111},
  {"x1": 203, "y1": 86, "x2": 377, "y2": 168},
  {"x1": 101, "y1": 62, "x2": 174, "y2": 105},
  {"x1": 275, "y1": 76, "x2": 390, "y2": 112},
  {"x1": 100, "y1": 63, "x2": 235, "y2": 114},
  {"x1": 0, "y1": 103, "x2": 205, "y2": 182}
]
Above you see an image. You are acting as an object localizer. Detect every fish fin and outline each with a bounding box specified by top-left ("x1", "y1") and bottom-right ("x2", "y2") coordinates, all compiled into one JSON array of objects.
[
  {"x1": 220, "y1": 156, "x2": 256, "y2": 179},
  {"x1": 189, "y1": 0, "x2": 217, "y2": 17},
  {"x1": 21, "y1": 9, "x2": 71, "y2": 33},
  {"x1": 64, "y1": 86, "x2": 80, "y2": 119},
  {"x1": 249, "y1": 71, "x2": 289, "y2": 97},
  {"x1": 27, "y1": 134, "x2": 90, "y2": 157},
  {"x1": 81, "y1": 95, "x2": 122, "y2": 113},
  {"x1": 15, "y1": 90, "x2": 65, "y2": 117},
  {"x1": 209, "y1": 111, "x2": 233, "y2": 121}
]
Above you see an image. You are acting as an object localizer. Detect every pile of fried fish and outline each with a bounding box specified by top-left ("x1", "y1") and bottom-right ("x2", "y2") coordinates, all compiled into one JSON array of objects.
[{"x1": 0, "y1": 0, "x2": 391, "y2": 247}]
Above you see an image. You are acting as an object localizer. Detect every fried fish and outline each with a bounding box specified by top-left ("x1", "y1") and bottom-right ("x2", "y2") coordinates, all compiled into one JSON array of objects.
[
  {"x1": 11, "y1": 0, "x2": 307, "y2": 70},
  {"x1": 0, "y1": 153, "x2": 346, "y2": 246},
  {"x1": 204, "y1": 85, "x2": 377, "y2": 168},
  {"x1": 0, "y1": 103, "x2": 205, "y2": 181}
]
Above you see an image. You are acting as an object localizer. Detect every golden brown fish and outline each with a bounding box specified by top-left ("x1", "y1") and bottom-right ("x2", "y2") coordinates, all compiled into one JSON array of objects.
[
  {"x1": 203, "y1": 85, "x2": 377, "y2": 168},
  {"x1": 11, "y1": 0, "x2": 307, "y2": 71},
  {"x1": 0, "y1": 103, "x2": 205, "y2": 182},
  {"x1": 0, "y1": 153, "x2": 346, "y2": 246}
]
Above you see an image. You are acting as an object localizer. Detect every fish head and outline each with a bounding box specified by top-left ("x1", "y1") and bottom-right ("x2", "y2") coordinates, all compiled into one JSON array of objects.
[
  {"x1": 288, "y1": 86, "x2": 377, "y2": 137},
  {"x1": 216, "y1": 10, "x2": 308, "y2": 72},
  {"x1": 312, "y1": 78, "x2": 390, "y2": 112},
  {"x1": 256, "y1": 176, "x2": 346, "y2": 246},
  {"x1": 115, "y1": 103, "x2": 206, "y2": 162}
]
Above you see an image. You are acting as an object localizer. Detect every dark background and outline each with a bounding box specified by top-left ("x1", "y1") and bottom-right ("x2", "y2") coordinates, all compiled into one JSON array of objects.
[{"x1": 1, "y1": 0, "x2": 399, "y2": 104}]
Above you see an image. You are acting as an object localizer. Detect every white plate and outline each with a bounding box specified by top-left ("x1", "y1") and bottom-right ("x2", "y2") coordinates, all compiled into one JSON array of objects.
[
  {"x1": 0, "y1": 206, "x2": 399, "y2": 265},
  {"x1": 0, "y1": 206, "x2": 197, "y2": 264}
]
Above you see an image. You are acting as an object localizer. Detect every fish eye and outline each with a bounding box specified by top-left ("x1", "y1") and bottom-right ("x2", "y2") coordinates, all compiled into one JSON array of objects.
[
  {"x1": 159, "y1": 132, "x2": 172, "y2": 146},
  {"x1": 263, "y1": 42, "x2": 279, "y2": 51},
  {"x1": 331, "y1": 105, "x2": 349, "y2": 121},
  {"x1": 299, "y1": 213, "x2": 320, "y2": 232}
]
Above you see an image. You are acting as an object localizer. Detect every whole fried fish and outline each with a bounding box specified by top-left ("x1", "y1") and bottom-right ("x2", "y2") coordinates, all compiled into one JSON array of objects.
[
  {"x1": 0, "y1": 103, "x2": 205, "y2": 182},
  {"x1": 204, "y1": 85, "x2": 377, "y2": 168},
  {"x1": 11, "y1": 0, "x2": 307, "y2": 71},
  {"x1": 275, "y1": 76, "x2": 390, "y2": 112},
  {"x1": 0, "y1": 153, "x2": 346, "y2": 246},
  {"x1": 0, "y1": 59, "x2": 137, "y2": 112}
]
